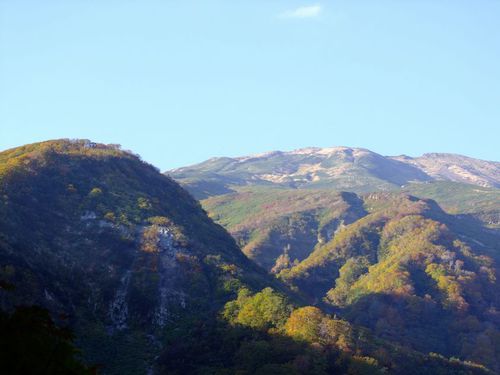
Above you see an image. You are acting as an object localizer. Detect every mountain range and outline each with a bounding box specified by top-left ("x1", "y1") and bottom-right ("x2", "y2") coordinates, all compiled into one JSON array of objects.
[
  {"x1": 169, "y1": 145, "x2": 500, "y2": 373},
  {"x1": 1, "y1": 140, "x2": 498, "y2": 374},
  {"x1": 169, "y1": 146, "x2": 500, "y2": 198}
]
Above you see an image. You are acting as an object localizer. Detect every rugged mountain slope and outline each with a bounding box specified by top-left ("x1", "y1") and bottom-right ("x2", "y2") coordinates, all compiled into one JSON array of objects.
[
  {"x1": 201, "y1": 182, "x2": 499, "y2": 270},
  {"x1": 0, "y1": 140, "x2": 494, "y2": 374},
  {"x1": 170, "y1": 146, "x2": 500, "y2": 372},
  {"x1": 199, "y1": 184, "x2": 499, "y2": 372},
  {"x1": 203, "y1": 188, "x2": 367, "y2": 272},
  {"x1": 0, "y1": 140, "x2": 276, "y2": 373},
  {"x1": 280, "y1": 193, "x2": 500, "y2": 372},
  {"x1": 169, "y1": 146, "x2": 500, "y2": 199},
  {"x1": 394, "y1": 153, "x2": 500, "y2": 188},
  {"x1": 402, "y1": 181, "x2": 500, "y2": 228}
]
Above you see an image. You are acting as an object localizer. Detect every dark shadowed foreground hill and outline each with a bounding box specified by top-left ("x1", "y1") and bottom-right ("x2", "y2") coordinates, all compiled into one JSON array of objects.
[
  {"x1": 0, "y1": 140, "x2": 272, "y2": 372},
  {"x1": 0, "y1": 140, "x2": 494, "y2": 374}
]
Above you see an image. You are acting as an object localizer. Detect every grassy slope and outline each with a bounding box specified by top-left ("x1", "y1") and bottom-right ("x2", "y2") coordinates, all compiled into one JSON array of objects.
[
  {"x1": 202, "y1": 187, "x2": 368, "y2": 271},
  {"x1": 402, "y1": 181, "x2": 500, "y2": 227},
  {"x1": 203, "y1": 187, "x2": 353, "y2": 232}
]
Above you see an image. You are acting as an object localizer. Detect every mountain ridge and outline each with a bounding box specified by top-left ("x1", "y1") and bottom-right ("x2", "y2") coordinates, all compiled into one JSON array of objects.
[
  {"x1": 168, "y1": 146, "x2": 500, "y2": 200},
  {"x1": 168, "y1": 144, "x2": 500, "y2": 372},
  {"x1": 1, "y1": 139, "x2": 498, "y2": 374}
]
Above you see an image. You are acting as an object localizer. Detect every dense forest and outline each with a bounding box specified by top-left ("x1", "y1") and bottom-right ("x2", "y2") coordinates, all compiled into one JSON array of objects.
[{"x1": 0, "y1": 140, "x2": 498, "y2": 374}]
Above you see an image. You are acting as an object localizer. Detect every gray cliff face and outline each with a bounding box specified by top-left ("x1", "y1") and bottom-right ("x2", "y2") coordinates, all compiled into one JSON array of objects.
[
  {"x1": 105, "y1": 225, "x2": 192, "y2": 332},
  {"x1": 154, "y1": 226, "x2": 187, "y2": 328},
  {"x1": 109, "y1": 270, "x2": 131, "y2": 331}
]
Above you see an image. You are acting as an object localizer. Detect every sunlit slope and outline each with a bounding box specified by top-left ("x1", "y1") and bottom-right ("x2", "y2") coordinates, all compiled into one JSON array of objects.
[
  {"x1": 402, "y1": 181, "x2": 500, "y2": 228},
  {"x1": 169, "y1": 147, "x2": 500, "y2": 199},
  {"x1": 280, "y1": 193, "x2": 500, "y2": 372},
  {"x1": 202, "y1": 188, "x2": 367, "y2": 272}
]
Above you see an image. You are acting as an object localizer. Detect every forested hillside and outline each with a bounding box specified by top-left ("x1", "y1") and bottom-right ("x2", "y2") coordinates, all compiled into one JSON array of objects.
[
  {"x1": 172, "y1": 148, "x2": 500, "y2": 373},
  {"x1": 279, "y1": 193, "x2": 499, "y2": 371},
  {"x1": 0, "y1": 140, "x2": 496, "y2": 374},
  {"x1": 0, "y1": 140, "x2": 273, "y2": 373},
  {"x1": 203, "y1": 188, "x2": 367, "y2": 272}
]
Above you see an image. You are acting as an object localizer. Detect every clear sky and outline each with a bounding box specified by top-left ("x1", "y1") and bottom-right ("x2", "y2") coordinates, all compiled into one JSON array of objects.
[{"x1": 1, "y1": 1, "x2": 499, "y2": 170}]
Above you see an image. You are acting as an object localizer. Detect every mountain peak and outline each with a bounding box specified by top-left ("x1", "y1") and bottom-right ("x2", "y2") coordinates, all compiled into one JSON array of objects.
[{"x1": 169, "y1": 146, "x2": 499, "y2": 199}]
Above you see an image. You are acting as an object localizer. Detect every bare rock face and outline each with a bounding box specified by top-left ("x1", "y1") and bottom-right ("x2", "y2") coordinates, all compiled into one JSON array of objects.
[
  {"x1": 391, "y1": 153, "x2": 500, "y2": 188},
  {"x1": 106, "y1": 226, "x2": 189, "y2": 332},
  {"x1": 152, "y1": 226, "x2": 188, "y2": 328},
  {"x1": 109, "y1": 270, "x2": 132, "y2": 331}
]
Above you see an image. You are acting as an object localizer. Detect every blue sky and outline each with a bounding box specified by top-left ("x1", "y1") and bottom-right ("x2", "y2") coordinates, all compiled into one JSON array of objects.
[{"x1": 1, "y1": 1, "x2": 499, "y2": 170}]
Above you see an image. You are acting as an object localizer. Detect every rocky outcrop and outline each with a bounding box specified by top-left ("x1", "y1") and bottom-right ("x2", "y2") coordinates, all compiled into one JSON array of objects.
[{"x1": 109, "y1": 270, "x2": 132, "y2": 331}]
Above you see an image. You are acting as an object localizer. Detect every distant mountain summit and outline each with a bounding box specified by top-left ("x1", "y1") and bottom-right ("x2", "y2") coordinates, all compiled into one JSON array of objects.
[
  {"x1": 169, "y1": 146, "x2": 500, "y2": 199},
  {"x1": 392, "y1": 152, "x2": 500, "y2": 188}
]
